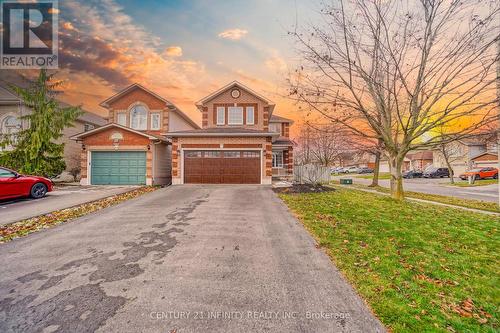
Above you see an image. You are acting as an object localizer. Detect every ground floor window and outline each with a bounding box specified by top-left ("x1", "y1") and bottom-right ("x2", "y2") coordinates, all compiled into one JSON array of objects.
[{"x1": 272, "y1": 151, "x2": 283, "y2": 168}]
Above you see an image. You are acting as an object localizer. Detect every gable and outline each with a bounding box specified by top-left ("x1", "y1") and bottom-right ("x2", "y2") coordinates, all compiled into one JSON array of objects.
[
  {"x1": 106, "y1": 86, "x2": 167, "y2": 110},
  {"x1": 80, "y1": 126, "x2": 152, "y2": 146},
  {"x1": 472, "y1": 153, "x2": 498, "y2": 162},
  {"x1": 196, "y1": 81, "x2": 274, "y2": 107}
]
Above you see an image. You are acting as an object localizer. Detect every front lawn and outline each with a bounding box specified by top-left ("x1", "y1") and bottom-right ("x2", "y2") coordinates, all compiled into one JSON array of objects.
[
  {"x1": 280, "y1": 188, "x2": 499, "y2": 332},
  {"x1": 346, "y1": 183, "x2": 500, "y2": 213},
  {"x1": 355, "y1": 172, "x2": 392, "y2": 180},
  {"x1": 448, "y1": 179, "x2": 498, "y2": 187}
]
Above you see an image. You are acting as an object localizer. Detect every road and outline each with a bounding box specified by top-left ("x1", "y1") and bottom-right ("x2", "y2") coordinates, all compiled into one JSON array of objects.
[
  {"x1": 0, "y1": 185, "x2": 138, "y2": 226},
  {"x1": 0, "y1": 185, "x2": 384, "y2": 333},
  {"x1": 334, "y1": 176, "x2": 499, "y2": 203}
]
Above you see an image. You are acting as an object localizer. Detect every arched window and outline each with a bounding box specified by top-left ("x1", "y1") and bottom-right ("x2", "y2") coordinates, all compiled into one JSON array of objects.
[
  {"x1": 1, "y1": 116, "x2": 21, "y2": 135},
  {"x1": 130, "y1": 105, "x2": 148, "y2": 130}
]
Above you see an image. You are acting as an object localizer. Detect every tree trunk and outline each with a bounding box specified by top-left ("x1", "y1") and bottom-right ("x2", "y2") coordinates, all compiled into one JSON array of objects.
[
  {"x1": 388, "y1": 153, "x2": 404, "y2": 200},
  {"x1": 369, "y1": 151, "x2": 381, "y2": 187}
]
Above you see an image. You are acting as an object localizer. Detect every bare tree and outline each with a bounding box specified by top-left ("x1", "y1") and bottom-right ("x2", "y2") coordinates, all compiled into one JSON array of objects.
[{"x1": 289, "y1": 0, "x2": 500, "y2": 199}]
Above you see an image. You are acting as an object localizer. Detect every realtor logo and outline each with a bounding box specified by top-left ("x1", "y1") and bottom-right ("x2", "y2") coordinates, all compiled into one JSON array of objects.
[{"x1": 1, "y1": 0, "x2": 58, "y2": 69}]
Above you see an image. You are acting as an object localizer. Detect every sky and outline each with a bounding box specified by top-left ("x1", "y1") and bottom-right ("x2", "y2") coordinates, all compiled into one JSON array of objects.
[{"x1": 2, "y1": 0, "x2": 321, "y2": 136}]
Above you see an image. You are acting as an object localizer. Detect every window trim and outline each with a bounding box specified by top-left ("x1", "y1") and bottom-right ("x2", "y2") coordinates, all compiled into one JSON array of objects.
[
  {"x1": 228, "y1": 106, "x2": 243, "y2": 125},
  {"x1": 246, "y1": 106, "x2": 254, "y2": 125},
  {"x1": 272, "y1": 151, "x2": 284, "y2": 168},
  {"x1": 216, "y1": 106, "x2": 225, "y2": 125},
  {"x1": 151, "y1": 113, "x2": 161, "y2": 130},
  {"x1": 117, "y1": 113, "x2": 127, "y2": 126},
  {"x1": 129, "y1": 104, "x2": 148, "y2": 130}
]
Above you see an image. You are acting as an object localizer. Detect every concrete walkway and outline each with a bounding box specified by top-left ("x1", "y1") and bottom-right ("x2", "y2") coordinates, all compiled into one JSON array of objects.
[{"x1": 0, "y1": 185, "x2": 385, "y2": 333}]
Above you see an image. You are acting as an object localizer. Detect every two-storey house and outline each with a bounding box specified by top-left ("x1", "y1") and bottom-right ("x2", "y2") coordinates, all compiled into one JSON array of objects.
[
  {"x1": 71, "y1": 81, "x2": 294, "y2": 185},
  {"x1": 166, "y1": 81, "x2": 294, "y2": 184}
]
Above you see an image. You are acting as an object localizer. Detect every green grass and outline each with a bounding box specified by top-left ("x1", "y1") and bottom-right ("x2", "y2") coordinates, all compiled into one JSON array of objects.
[
  {"x1": 343, "y1": 183, "x2": 500, "y2": 213},
  {"x1": 355, "y1": 172, "x2": 392, "y2": 180},
  {"x1": 279, "y1": 188, "x2": 500, "y2": 332},
  {"x1": 447, "y1": 179, "x2": 498, "y2": 187}
]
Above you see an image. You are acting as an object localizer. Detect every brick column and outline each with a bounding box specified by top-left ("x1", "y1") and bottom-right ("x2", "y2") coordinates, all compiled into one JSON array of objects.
[
  {"x1": 80, "y1": 148, "x2": 88, "y2": 185},
  {"x1": 202, "y1": 107, "x2": 208, "y2": 127},
  {"x1": 265, "y1": 137, "x2": 272, "y2": 177},
  {"x1": 172, "y1": 138, "x2": 179, "y2": 178},
  {"x1": 163, "y1": 107, "x2": 169, "y2": 131}
]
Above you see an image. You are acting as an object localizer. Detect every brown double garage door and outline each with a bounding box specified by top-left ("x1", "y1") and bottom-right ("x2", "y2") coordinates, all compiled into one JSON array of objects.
[{"x1": 184, "y1": 150, "x2": 261, "y2": 184}]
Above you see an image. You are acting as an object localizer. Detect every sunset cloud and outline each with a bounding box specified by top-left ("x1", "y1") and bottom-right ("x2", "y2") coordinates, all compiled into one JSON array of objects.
[
  {"x1": 164, "y1": 46, "x2": 183, "y2": 57},
  {"x1": 218, "y1": 28, "x2": 248, "y2": 40}
]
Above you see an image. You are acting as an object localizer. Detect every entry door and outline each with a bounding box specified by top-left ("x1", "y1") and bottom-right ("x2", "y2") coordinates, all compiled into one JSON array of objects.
[
  {"x1": 91, "y1": 151, "x2": 146, "y2": 185},
  {"x1": 184, "y1": 150, "x2": 260, "y2": 184}
]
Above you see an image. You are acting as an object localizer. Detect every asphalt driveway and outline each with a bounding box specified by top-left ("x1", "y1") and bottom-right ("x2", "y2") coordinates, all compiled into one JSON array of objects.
[
  {"x1": 0, "y1": 185, "x2": 384, "y2": 333},
  {"x1": 0, "y1": 185, "x2": 139, "y2": 226}
]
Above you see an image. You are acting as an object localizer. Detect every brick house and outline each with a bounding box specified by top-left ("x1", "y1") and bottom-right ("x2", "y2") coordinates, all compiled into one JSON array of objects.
[{"x1": 72, "y1": 81, "x2": 294, "y2": 185}]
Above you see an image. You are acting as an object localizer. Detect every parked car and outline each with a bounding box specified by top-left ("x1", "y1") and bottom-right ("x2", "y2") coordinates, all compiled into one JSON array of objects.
[
  {"x1": 459, "y1": 167, "x2": 498, "y2": 180},
  {"x1": 358, "y1": 167, "x2": 374, "y2": 174},
  {"x1": 344, "y1": 166, "x2": 361, "y2": 174},
  {"x1": 403, "y1": 170, "x2": 423, "y2": 179},
  {"x1": 423, "y1": 167, "x2": 450, "y2": 178},
  {"x1": 0, "y1": 167, "x2": 53, "y2": 200},
  {"x1": 330, "y1": 167, "x2": 344, "y2": 174}
]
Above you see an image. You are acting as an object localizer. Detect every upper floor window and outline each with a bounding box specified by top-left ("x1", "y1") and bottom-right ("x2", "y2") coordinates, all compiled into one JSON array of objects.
[
  {"x1": 228, "y1": 106, "x2": 243, "y2": 125},
  {"x1": 246, "y1": 106, "x2": 254, "y2": 125},
  {"x1": 216, "y1": 106, "x2": 225, "y2": 125},
  {"x1": 269, "y1": 123, "x2": 281, "y2": 134},
  {"x1": 151, "y1": 113, "x2": 161, "y2": 130},
  {"x1": 130, "y1": 105, "x2": 148, "y2": 130},
  {"x1": 117, "y1": 113, "x2": 127, "y2": 126}
]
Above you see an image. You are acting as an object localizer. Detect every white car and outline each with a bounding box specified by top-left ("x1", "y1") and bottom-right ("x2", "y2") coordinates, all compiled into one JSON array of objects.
[{"x1": 344, "y1": 166, "x2": 361, "y2": 174}]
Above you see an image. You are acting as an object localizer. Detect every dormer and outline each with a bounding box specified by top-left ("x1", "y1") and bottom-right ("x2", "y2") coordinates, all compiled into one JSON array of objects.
[{"x1": 195, "y1": 81, "x2": 275, "y2": 131}]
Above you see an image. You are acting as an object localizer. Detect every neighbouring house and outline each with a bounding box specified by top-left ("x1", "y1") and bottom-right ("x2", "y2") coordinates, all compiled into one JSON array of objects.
[
  {"x1": 406, "y1": 151, "x2": 434, "y2": 171},
  {"x1": 0, "y1": 84, "x2": 106, "y2": 179},
  {"x1": 71, "y1": 81, "x2": 293, "y2": 185},
  {"x1": 166, "y1": 81, "x2": 294, "y2": 184},
  {"x1": 433, "y1": 134, "x2": 498, "y2": 175}
]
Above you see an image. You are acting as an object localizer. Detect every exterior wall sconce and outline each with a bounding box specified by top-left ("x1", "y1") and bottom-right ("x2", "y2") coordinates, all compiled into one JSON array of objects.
[
  {"x1": 147, "y1": 144, "x2": 151, "y2": 151},
  {"x1": 82, "y1": 143, "x2": 86, "y2": 151}
]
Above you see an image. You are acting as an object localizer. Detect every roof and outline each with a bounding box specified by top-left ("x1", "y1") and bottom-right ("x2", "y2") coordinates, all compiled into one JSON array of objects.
[
  {"x1": 0, "y1": 79, "x2": 106, "y2": 126},
  {"x1": 70, "y1": 123, "x2": 166, "y2": 141},
  {"x1": 99, "y1": 83, "x2": 170, "y2": 108},
  {"x1": 470, "y1": 151, "x2": 498, "y2": 161},
  {"x1": 195, "y1": 80, "x2": 275, "y2": 109},
  {"x1": 169, "y1": 106, "x2": 200, "y2": 129},
  {"x1": 273, "y1": 136, "x2": 295, "y2": 146},
  {"x1": 164, "y1": 127, "x2": 279, "y2": 138},
  {"x1": 270, "y1": 114, "x2": 294, "y2": 124}
]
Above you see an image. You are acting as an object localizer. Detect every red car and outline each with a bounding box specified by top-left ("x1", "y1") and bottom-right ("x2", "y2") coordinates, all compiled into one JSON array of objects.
[
  {"x1": 459, "y1": 167, "x2": 498, "y2": 180},
  {"x1": 0, "y1": 167, "x2": 53, "y2": 200}
]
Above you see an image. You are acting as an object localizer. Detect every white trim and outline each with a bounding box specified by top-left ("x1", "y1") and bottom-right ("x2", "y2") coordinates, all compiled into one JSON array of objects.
[
  {"x1": 70, "y1": 123, "x2": 164, "y2": 141},
  {"x1": 216, "y1": 106, "x2": 225, "y2": 125},
  {"x1": 180, "y1": 148, "x2": 264, "y2": 185},
  {"x1": 116, "y1": 112, "x2": 127, "y2": 126}
]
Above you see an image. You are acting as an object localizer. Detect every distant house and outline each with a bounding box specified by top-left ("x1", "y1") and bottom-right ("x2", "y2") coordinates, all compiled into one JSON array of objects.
[
  {"x1": 0, "y1": 83, "x2": 106, "y2": 179},
  {"x1": 433, "y1": 134, "x2": 498, "y2": 175},
  {"x1": 406, "y1": 151, "x2": 434, "y2": 171}
]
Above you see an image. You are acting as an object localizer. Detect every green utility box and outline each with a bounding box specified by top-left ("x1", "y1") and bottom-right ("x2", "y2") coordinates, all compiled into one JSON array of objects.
[{"x1": 340, "y1": 178, "x2": 353, "y2": 185}]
